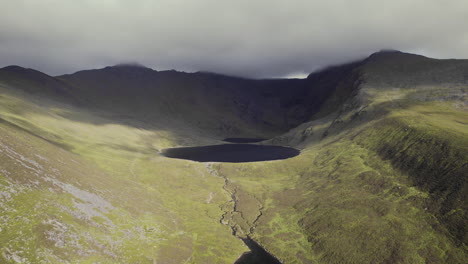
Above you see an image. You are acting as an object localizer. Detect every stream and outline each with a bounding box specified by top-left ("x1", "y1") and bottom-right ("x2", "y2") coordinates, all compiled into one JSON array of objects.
[{"x1": 205, "y1": 163, "x2": 283, "y2": 264}]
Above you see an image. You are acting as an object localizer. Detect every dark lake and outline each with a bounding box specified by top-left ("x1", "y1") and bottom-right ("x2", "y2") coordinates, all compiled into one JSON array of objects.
[
  {"x1": 162, "y1": 144, "x2": 299, "y2": 163},
  {"x1": 223, "y1": 138, "x2": 266, "y2": 143}
]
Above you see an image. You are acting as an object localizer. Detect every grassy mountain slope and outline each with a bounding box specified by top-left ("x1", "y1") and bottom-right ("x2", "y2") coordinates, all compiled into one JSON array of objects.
[
  {"x1": 0, "y1": 84, "x2": 251, "y2": 263},
  {"x1": 0, "y1": 51, "x2": 467, "y2": 263},
  {"x1": 216, "y1": 51, "x2": 468, "y2": 263}
]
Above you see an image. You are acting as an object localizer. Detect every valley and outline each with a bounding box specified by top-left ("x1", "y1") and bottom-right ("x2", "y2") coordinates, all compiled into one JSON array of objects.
[{"x1": 0, "y1": 51, "x2": 466, "y2": 263}]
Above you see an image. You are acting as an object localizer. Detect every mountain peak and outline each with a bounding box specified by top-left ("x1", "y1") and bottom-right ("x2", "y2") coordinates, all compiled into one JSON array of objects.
[
  {"x1": 103, "y1": 63, "x2": 154, "y2": 73},
  {"x1": 0, "y1": 65, "x2": 51, "y2": 79},
  {"x1": 366, "y1": 49, "x2": 430, "y2": 62},
  {"x1": 374, "y1": 49, "x2": 402, "y2": 54},
  {"x1": 0, "y1": 65, "x2": 30, "y2": 72},
  {"x1": 112, "y1": 63, "x2": 149, "y2": 69}
]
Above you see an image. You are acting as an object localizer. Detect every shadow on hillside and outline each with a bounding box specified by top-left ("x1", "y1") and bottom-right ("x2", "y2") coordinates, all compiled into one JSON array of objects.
[{"x1": 234, "y1": 238, "x2": 282, "y2": 264}]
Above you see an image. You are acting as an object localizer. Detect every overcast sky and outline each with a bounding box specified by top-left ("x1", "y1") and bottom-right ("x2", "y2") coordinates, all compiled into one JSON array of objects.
[{"x1": 0, "y1": 0, "x2": 467, "y2": 78}]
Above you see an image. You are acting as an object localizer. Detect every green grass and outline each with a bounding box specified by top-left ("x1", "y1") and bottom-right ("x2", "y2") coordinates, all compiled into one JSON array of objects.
[
  {"x1": 210, "y1": 85, "x2": 467, "y2": 263},
  {"x1": 0, "y1": 75, "x2": 466, "y2": 263},
  {"x1": 0, "y1": 86, "x2": 246, "y2": 263}
]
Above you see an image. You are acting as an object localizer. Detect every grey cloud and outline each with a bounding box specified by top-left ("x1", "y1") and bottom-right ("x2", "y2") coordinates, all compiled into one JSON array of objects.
[{"x1": 0, "y1": 0, "x2": 467, "y2": 78}]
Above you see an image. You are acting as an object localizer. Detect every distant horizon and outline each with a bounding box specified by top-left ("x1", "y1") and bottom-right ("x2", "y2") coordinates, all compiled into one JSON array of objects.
[
  {"x1": 2, "y1": 49, "x2": 463, "y2": 80},
  {"x1": 1, "y1": 0, "x2": 466, "y2": 79}
]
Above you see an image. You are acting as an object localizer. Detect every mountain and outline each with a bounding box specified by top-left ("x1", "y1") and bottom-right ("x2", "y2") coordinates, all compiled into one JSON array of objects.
[
  {"x1": 0, "y1": 51, "x2": 466, "y2": 263},
  {"x1": 58, "y1": 66, "x2": 306, "y2": 137},
  {"x1": 57, "y1": 65, "x2": 342, "y2": 137},
  {"x1": 0, "y1": 65, "x2": 77, "y2": 102}
]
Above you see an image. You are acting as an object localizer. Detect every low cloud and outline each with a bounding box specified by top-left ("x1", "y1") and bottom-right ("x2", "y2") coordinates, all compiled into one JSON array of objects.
[{"x1": 1, "y1": 0, "x2": 467, "y2": 78}]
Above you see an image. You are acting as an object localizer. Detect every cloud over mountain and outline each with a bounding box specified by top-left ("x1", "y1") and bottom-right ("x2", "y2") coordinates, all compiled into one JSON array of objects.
[{"x1": 0, "y1": 0, "x2": 467, "y2": 77}]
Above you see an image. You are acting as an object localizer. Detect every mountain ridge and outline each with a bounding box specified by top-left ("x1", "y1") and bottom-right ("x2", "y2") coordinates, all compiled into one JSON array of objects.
[
  {"x1": 0, "y1": 50, "x2": 466, "y2": 263},
  {"x1": 2, "y1": 50, "x2": 467, "y2": 137}
]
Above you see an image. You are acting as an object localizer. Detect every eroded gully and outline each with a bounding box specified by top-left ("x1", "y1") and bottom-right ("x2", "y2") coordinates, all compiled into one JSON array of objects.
[{"x1": 205, "y1": 163, "x2": 282, "y2": 264}]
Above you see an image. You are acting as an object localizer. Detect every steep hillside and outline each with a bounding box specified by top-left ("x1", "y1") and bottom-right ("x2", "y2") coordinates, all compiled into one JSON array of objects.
[
  {"x1": 0, "y1": 66, "x2": 77, "y2": 103},
  {"x1": 58, "y1": 64, "x2": 362, "y2": 139},
  {"x1": 58, "y1": 66, "x2": 308, "y2": 138},
  {"x1": 0, "y1": 79, "x2": 247, "y2": 263},
  {"x1": 226, "y1": 51, "x2": 468, "y2": 263},
  {"x1": 0, "y1": 51, "x2": 467, "y2": 263}
]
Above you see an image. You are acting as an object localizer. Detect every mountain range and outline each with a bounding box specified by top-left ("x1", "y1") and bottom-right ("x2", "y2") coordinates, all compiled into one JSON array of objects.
[{"x1": 0, "y1": 50, "x2": 466, "y2": 263}]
